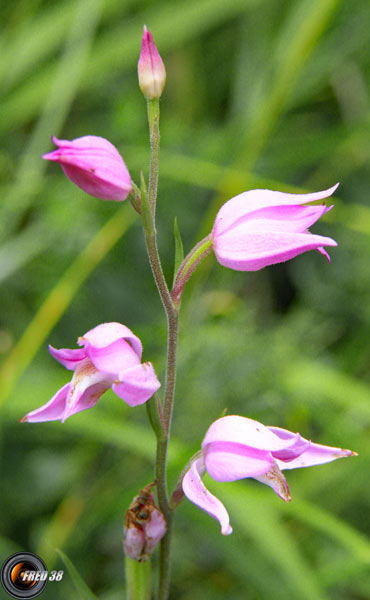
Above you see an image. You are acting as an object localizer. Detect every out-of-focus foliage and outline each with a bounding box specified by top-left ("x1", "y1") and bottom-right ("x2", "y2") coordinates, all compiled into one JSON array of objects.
[{"x1": 1, "y1": 0, "x2": 370, "y2": 598}]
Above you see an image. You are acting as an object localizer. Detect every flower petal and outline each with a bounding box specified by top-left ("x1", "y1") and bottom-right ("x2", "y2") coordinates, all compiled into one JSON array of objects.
[
  {"x1": 254, "y1": 461, "x2": 291, "y2": 501},
  {"x1": 112, "y1": 362, "x2": 161, "y2": 407},
  {"x1": 81, "y1": 322, "x2": 142, "y2": 358},
  {"x1": 216, "y1": 203, "x2": 331, "y2": 239},
  {"x1": 21, "y1": 383, "x2": 70, "y2": 422},
  {"x1": 123, "y1": 525, "x2": 145, "y2": 560},
  {"x1": 271, "y1": 434, "x2": 311, "y2": 462},
  {"x1": 48, "y1": 345, "x2": 87, "y2": 370},
  {"x1": 269, "y1": 426, "x2": 356, "y2": 470},
  {"x1": 61, "y1": 358, "x2": 112, "y2": 421},
  {"x1": 214, "y1": 229, "x2": 337, "y2": 271},
  {"x1": 317, "y1": 246, "x2": 331, "y2": 262},
  {"x1": 204, "y1": 441, "x2": 272, "y2": 481},
  {"x1": 202, "y1": 416, "x2": 304, "y2": 453},
  {"x1": 86, "y1": 338, "x2": 140, "y2": 376},
  {"x1": 182, "y1": 457, "x2": 232, "y2": 535},
  {"x1": 143, "y1": 509, "x2": 167, "y2": 555},
  {"x1": 63, "y1": 382, "x2": 110, "y2": 422},
  {"x1": 214, "y1": 184, "x2": 339, "y2": 237},
  {"x1": 48, "y1": 135, "x2": 123, "y2": 156}
]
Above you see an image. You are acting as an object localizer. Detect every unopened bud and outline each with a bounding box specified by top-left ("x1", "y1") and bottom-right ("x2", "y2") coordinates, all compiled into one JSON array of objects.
[
  {"x1": 137, "y1": 26, "x2": 166, "y2": 99},
  {"x1": 43, "y1": 135, "x2": 131, "y2": 201},
  {"x1": 123, "y1": 483, "x2": 166, "y2": 561}
]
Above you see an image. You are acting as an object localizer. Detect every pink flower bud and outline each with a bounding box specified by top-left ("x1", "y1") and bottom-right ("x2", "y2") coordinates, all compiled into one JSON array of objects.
[
  {"x1": 43, "y1": 135, "x2": 132, "y2": 201},
  {"x1": 123, "y1": 483, "x2": 166, "y2": 561},
  {"x1": 137, "y1": 26, "x2": 166, "y2": 99}
]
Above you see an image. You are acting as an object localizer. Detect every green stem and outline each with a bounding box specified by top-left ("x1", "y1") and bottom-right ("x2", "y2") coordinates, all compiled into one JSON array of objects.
[
  {"x1": 156, "y1": 309, "x2": 178, "y2": 600},
  {"x1": 142, "y1": 228, "x2": 178, "y2": 600},
  {"x1": 125, "y1": 557, "x2": 151, "y2": 600},
  {"x1": 140, "y1": 96, "x2": 178, "y2": 600},
  {"x1": 144, "y1": 232, "x2": 175, "y2": 318},
  {"x1": 163, "y1": 310, "x2": 178, "y2": 432},
  {"x1": 147, "y1": 98, "x2": 160, "y2": 218},
  {"x1": 158, "y1": 512, "x2": 173, "y2": 600}
]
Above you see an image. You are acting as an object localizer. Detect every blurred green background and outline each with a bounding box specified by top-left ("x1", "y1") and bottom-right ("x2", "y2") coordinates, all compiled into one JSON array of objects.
[{"x1": 1, "y1": 0, "x2": 370, "y2": 598}]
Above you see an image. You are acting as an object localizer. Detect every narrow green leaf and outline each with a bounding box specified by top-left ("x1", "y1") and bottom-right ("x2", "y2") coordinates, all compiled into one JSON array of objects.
[
  {"x1": 173, "y1": 217, "x2": 185, "y2": 285},
  {"x1": 56, "y1": 549, "x2": 98, "y2": 600}
]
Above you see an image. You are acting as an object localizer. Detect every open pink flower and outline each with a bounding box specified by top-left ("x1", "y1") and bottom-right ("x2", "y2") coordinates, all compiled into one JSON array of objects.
[
  {"x1": 43, "y1": 136, "x2": 132, "y2": 201},
  {"x1": 137, "y1": 25, "x2": 166, "y2": 99},
  {"x1": 212, "y1": 184, "x2": 339, "y2": 271},
  {"x1": 21, "y1": 322, "x2": 160, "y2": 423},
  {"x1": 182, "y1": 415, "x2": 355, "y2": 535}
]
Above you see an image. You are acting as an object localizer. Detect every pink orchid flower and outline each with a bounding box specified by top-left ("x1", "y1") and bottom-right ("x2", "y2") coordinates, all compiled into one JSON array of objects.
[
  {"x1": 43, "y1": 135, "x2": 132, "y2": 201},
  {"x1": 21, "y1": 322, "x2": 161, "y2": 423},
  {"x1": 212, "y1": 184, "x2": 339, "y2": 271},
  {"x1": 137, "y1": 25, "x2": 166, "y2": 99},
  {"x1": 182, "y1": 415, "x2": 356, "y2": 535}
]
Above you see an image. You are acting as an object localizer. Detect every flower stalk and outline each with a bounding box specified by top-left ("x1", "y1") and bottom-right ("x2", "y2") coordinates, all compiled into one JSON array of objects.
[
  {"x1": 147, "y1": 98, "x2": 160, "y2": 218},
  {"x1": 140, "y1": 94, "x2": 178, "y2": 600}
]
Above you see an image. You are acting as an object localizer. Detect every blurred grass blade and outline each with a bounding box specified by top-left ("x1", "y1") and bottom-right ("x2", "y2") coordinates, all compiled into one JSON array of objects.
[
  {"x1": 0, "y1": 0, "x2": 135, "y2": 93},
  {"x1": 235, "y1": 0, "x2": 342, "y2": 172},
  {"x1": 0, "y1": 0, "x2": 262, "y2": 138},
  {"x1": 56, "y1": 549, "x2": 99, "y2": 600},
  {"x1": 281, "y1": 359, "x2": 370, "y2": 418},
  {"x1": 0, "y1": 205, "x2": 136, "y2": 406},
  {"x1": 0, "y1": 0, "x2": 103, "y2": 240},
  {"x1": 38, "y1": 497, "x2": 85, "y2": 569},
  {"x1": 0, "y1": 221, "x2": 50, "y2": 283},
  {"x1": 289, "y1": 497, "x2": 370, "y2": 566},
  {"x1": 219, "y1": 484, "x2": 328, "y2": 600}
]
